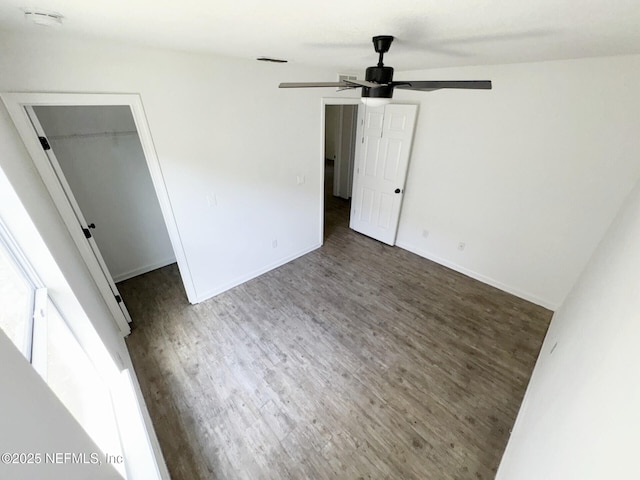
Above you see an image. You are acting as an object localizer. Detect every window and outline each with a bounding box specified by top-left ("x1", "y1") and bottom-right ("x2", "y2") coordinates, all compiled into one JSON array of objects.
[
  {"x1": 0, "y1": 226, "x2": 35, "y2": 359},
  {"x1": 0, "y1": 221, "x2": 125, "y2": 478}
]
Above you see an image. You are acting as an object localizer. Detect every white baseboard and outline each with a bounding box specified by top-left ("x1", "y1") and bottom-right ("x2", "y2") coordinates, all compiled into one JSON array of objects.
[
  {"x1": 396, "y1": 240, "x2": 558, "y2": 311},
  {"x1": 187, "y1": 238, "x2": 558, "y2": 310},
  {"x1": 192, "y1": 244, "x2": 322, "y2": 304},
  {"x1": 113, "y1": 257, "x2": 177, "y2": 283}
]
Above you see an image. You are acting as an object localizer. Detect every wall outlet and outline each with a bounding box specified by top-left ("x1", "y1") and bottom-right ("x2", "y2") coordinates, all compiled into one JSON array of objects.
[
  {"x1": 422, "y1": 230, "x2": 429, "y2": 239},
  {"x1": 458, "y1": 242, "x2": 466, "y2": 251},
  {"x1": 272, "y1": 239, "x2": 278, "y2": 248},
  {"x1": 206, "y1": 193, "x2": 217, "y2": 207},
  {"x1": 296, "y1": 175, "x2": 305, "y2": 185}
]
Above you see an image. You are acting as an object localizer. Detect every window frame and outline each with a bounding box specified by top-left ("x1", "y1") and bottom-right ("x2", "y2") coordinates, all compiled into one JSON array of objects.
[
  {"x1": 0, "y1": 217, "x2": 126, "y2": 478},
  {"x1": 0, "y1": 219, "x2": 41, "y2": 361}
]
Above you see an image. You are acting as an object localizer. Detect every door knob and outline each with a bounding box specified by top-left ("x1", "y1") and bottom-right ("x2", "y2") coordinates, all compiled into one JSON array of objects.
[
  {"x1": 394, "y1": 188, "x2": 401, "y2": 194},
  {"x1": 88, "y1": 223, "x2": 96, "y2": 229}
]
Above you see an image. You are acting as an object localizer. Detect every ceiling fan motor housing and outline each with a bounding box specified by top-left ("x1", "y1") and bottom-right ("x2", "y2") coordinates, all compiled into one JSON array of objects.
[{"x1": 363, "y1": 65, "x2": 394, "y2": 99}]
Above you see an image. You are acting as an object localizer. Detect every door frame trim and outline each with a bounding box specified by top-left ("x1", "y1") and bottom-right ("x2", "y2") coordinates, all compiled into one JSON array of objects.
[
  {"x1": 320, "y1": 97, "x2": 362, "y2": 245},
  {"x1": 1, "y1": 92, "x2": 197, "y2": 334}
]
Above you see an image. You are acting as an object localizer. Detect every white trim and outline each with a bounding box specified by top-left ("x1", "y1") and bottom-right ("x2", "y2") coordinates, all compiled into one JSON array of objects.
[
  {"x1": 30, "y1": 287, "x2": 49, "y2": 379},
  {"x1": 112, "y1": 256, "x2": 176, "y2": 283},
  {"x1": 0, "y1": 218, "x2": 43, "y2": 289},
  {"x1": 396, "y1": 239, "x2": 558, "y2": 310},
  {"x1": 112, "y1": 368, "x2": 170, "y2": 480},
  {"x1": 120, "y1": 364, "x2": 171, "y2": 480},
  {"x1": 193, "y1": 243, "x2": 320, "y2": 303},
  {"x1": 0, "y1": 219, "x2": 41, "y2": 360}
]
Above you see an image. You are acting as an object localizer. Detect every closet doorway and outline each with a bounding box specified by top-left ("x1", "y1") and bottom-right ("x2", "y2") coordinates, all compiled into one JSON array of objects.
[
  {"x1": 2, "y1": 93, "x2": 195, "y2": 335},
  {"x1": 32, "y1": 105, "x2": 175, "y2": 283}
]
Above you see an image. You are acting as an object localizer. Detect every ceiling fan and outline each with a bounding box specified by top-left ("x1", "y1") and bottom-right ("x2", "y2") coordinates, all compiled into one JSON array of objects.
[{"x1": 279, "y1": 35, "x2": 492, "y2": 106}]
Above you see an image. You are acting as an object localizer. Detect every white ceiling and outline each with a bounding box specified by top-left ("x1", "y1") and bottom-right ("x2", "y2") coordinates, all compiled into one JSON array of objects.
[{"x1": 1, "y1": 0, "x2": 639, "y2": 72}]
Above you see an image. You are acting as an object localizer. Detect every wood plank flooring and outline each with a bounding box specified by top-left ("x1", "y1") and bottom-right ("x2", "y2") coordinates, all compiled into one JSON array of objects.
[{"x1": 119, "y1": 161, "x2": 552, "y2": 480}]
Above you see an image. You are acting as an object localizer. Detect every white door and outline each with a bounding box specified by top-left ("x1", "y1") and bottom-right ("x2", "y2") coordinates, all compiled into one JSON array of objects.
[
  {"x1": 350, "y1": 104, "x2": 418, "y2": 245},
  {"x1": 25, "y1": 106, "x2": 132, "y2": 333},
  {"x1": 33, "y1": 105, "x2": 176, "y2": 283}
]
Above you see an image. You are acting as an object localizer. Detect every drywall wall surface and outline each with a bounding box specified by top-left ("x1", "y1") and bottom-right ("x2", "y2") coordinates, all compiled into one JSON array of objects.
[
  {"x1": 395, "y1": 54, "x2": 640, "y2": 309},
  {"x1": 0, "y1": 31, "x2": 341, "y2": 302},
  {"x1": 33, "y1": 105, "x2": 176, "y2": 282},
  {"x1": 496, "y1": 178, "x2": 640, "y2": 479},
  {"x1": 0, "y1": 330, "x2": 122, "y2": 480},
  {"x1": 4, "y1": 31, "x2": 639, "y2": 308}
]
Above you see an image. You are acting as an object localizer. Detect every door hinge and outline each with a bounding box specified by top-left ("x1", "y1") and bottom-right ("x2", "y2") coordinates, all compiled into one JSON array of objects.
[
  {"x1": 38, "y1": 136, "x2": 51, "y2": 151},
  {"x1": 82, "y1": 227, "x2": 92, "y2": 239},
  {"x1": 114, "y1": 295, "x2": 122, "y2": 304},
  {"x1": 361, "y1": 137, "x2": 364, "y2": 144}
]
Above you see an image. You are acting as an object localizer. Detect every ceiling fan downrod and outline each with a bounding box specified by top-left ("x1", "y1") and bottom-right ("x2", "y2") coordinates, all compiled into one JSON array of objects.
[
  {"x1": 364, "y1": 35, "x2": 395, "y2": 100},
  {"x1": 372, "y1": 35, "x2": 394, "y2": 67}
]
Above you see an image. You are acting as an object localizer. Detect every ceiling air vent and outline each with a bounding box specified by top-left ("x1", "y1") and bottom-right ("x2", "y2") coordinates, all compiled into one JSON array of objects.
[
  {"x1": 337, "y1": 74, "x2": 357, "y2": 91},
  {"x1": 257, "y1": 57, "x2": 288, "y2": 63},
  {"x1": 24, "y1": 9, "x2": 64, "y2": 26}
]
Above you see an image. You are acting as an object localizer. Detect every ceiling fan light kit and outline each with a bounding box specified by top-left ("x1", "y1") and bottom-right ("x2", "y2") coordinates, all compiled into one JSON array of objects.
[
  {"x1": 361, "y1": 97, "x2": 391, "y2": 107},
  {"x1": 279, "y1": 35, "x2": 492, "y2": 104}
]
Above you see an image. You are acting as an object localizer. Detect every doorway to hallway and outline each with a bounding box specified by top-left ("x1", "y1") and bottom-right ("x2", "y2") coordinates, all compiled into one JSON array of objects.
[{"x1": 323, "y1": 102, "x2": 359, "y2": 241}]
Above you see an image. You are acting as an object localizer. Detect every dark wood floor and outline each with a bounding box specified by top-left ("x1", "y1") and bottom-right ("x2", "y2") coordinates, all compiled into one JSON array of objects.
[{"x1": 120, "y1": 161, "x2": 551, "y2": 480}]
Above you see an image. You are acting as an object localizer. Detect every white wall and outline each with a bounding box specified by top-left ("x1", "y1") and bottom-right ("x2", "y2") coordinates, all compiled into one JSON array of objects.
[
  {"x1": 496, "y1": 177, "x2": 640, "y2": 479},
  {"x1": 4, "y1": 33, "x2": 640, "y2": 311},
  {"x1": 33, "y1": 105, "x2": 176, "y2": 282},
  {"x1": 0, "y1": 330, "x2": 121, "y2": 480},
  {"x1": 0, "y1": 31, "x2": 340, "y2": 302},
  {"x1": 394, "y1": 54, "x2": 640, "y2": 308}
]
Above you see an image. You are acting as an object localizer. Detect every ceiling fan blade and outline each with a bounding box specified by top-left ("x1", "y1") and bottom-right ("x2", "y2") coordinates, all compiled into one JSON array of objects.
[
  {"x1": 279, "y1": 82, "x2": 357, "y2": 89},
  {"x1": 393, "y1": 80, "x2": 492, "y2": 91},
  {"x1": 344, "y1": 79, "x2": 382, "y2": 88}
]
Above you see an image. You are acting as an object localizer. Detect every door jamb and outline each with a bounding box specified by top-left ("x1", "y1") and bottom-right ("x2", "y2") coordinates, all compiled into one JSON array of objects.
[
  {"x1": 1, "y1": 92, "x2": 198, "y2": 334},
  {"x1": 320, "y1": 97, "x2": 362, "y2": 245}
]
